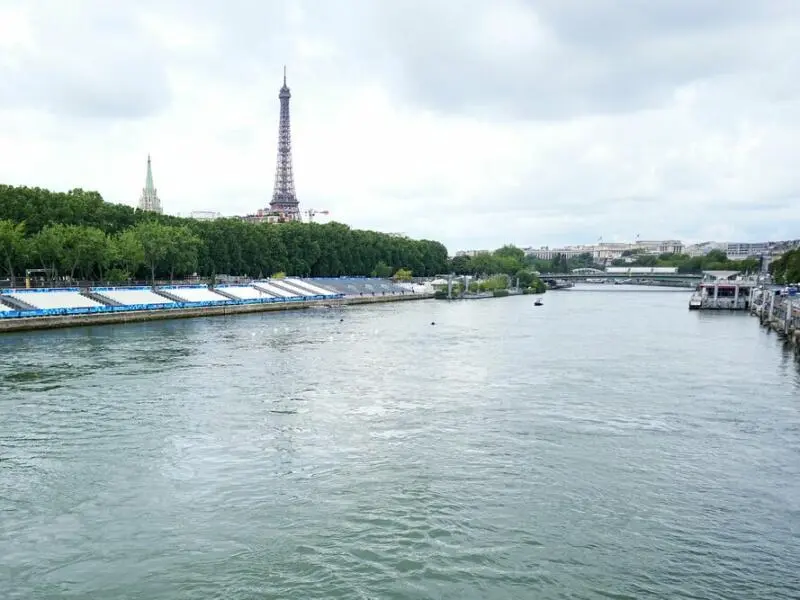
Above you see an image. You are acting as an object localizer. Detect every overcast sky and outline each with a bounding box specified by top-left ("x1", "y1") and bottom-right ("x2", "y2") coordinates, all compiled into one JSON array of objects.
[{"x1": 1, "y1": 0, "x2": 798, "y2": 252}]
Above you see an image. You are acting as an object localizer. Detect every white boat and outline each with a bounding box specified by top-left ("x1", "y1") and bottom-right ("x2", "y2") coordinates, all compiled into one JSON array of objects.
[{"x1": 688, "y1": 293, "x2": 702, "y2": 310}]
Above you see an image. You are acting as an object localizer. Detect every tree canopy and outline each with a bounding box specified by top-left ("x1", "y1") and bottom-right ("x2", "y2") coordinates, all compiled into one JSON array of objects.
[
  {"x1": 447, "y1": 246, "x2": 546, "y2": 292},
  {"x1": 770, "y1": 248, "x2": 800, "y2": 284},
  {"x1": 449, "y1": 245, "x2": 762, "y2": 277},
  {"x1": 449, "y1": 247, "x2": 593, "y2": 277},
  {"x1": 0, "y1": 185, "x2": 449, "y2": 282}
]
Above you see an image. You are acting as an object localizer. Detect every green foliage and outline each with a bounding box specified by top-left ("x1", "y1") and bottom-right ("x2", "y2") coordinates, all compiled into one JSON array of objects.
[
  {"x1": 494, "y1": 244, "x2": 525, "y2": 263},
  {"x1": 372, "y1": 261, "x2": 393, "y2": 278},
  {"x1": 0, "y1": 185, "x2": 450, "y2": 281},
  {"x1": 450, "y1": 246, "x2": 529, "y2": 277},
  {"x1": 449, "y1": 254, "x2": 471, "y2": 274},
  {"x1": 527, "y1": 278, "x2": 547, "y2": 294},
  {"x1": 393, "y1": 268, "x2": 413, "y2": 281},
  {"x1": 60, "y1": 224, "x2": 109, "y2": 279},
  {"x1": 131, "y1": 221, "x2": 171, "y2": 282},
  {"x1": 433, "y1": 290, "x2": 449, "y2": 299},
  {"x1": 492, "y1": 289, "x2": 510, "y2": 297},
  {"x1": 452, "y1": 243, "x2": 762, "y2": 279},
  {"x1": 0, "y1": 219, "x2": 27, "y2": 279},
  {"x1": 770, "y1": 248, "x2": 800, "y2": 284},
  {"x1": 448, "y1": 246, "x2": 547, "y2": 294},
  {"x1": 515, "y1": 269, "x2": 535, "y2": 288},
  {"x1": 272, "y1": 271, "x2": 287, "y2": 279},
  {"x1": 479, "y1": 274, "x2": 510, "y2": 292},
  {"x1": 112, "y1": 229, "x2": 145, "y2": 278},
  {"x1": 105, "y1": 268, "x2": 132, "y2": 284}
]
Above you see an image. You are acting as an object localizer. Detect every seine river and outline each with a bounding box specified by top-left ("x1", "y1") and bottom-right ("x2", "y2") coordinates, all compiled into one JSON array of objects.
[{"x1": 2, "y1": 286, "x2": 799, "y2": 599}]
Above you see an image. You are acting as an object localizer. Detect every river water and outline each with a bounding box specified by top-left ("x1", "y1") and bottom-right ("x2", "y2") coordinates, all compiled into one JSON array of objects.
[{"x1": 2, "y1": 286, "x2": 799, "y2": 599}]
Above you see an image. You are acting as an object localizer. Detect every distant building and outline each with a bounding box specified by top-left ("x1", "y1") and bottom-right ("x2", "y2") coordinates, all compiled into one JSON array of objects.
[
  {"x1": 593, "y1": 243, "x2": 631, "y2": 261},
  {"x1": 684, "y1": 242, "x2": 726, "y2": 257},
  {"x1": 137, "y1": 154, "x2": 162, "y2": 214},
  {"x1": 240, "y1": 209, "x2": 284, "y2": 224},
  {"x1": 524, "y1": 246, "x2": 596, "y2": 260},
  {"x1": 725, "y1": 242, "x2": 771, "y2": 260},
  {"x1": 455, "y1": 250, "x2": 490, "y2": 257},
  {"x1": 685, "y1": 241, "x2": 775, "y2": 260},
  {"x1": 634, "y1": 240, "x2": 684, "y2": 254},
  {"x1": 188, "y1": 211, "x2": 222, "y2": 221}
]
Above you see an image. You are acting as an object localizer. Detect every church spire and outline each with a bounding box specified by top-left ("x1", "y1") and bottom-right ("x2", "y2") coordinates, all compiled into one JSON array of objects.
[
  {"x1": 145, "y1": 154, "x2": 155, "y2": 194},
  {"x1": 138, "y1": 153, "x2": 162, "y2": 214}
]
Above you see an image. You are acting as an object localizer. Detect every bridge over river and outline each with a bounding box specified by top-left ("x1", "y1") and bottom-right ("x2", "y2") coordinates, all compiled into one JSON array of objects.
[{"x1": 540, "y1": 269, "x2": 702, "y2": 283}]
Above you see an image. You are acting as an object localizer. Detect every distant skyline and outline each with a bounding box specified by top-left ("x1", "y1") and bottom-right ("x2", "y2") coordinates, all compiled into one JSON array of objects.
[{"x1": 1, "y1": 1, "x2": 799, "y2": 251}]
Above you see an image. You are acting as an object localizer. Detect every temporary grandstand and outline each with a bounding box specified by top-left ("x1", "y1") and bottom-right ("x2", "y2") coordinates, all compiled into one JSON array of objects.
[
  {"x1": 0, "y1": 278, "x2": 343, "y2": 320},
  {"x1": 306, "y1": 277, "x2": 428, "y2": 297}
]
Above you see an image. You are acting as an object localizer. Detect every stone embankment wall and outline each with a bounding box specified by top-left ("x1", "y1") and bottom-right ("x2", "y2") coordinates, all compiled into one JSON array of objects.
[
  {"x1": 0, "y1": 293, "x2": 432, "y2": 334},
  {"x1": 751, "y1": 293, "x2": 800, "y2": 348}
]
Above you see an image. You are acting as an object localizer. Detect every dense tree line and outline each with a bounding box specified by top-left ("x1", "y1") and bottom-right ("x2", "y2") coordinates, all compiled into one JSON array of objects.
[
  {"x1": 448, "y1": 245, "x2": 545, "y2": 289},
  {"x1": 0, "y1": 185, "x2": 449, "y2": 282},
  {"x1": 449, "y1": 245, "x2": 594, "y2": 277},
  {"x1": 449, "y1": 245, "x2": 762, "y2": 277},
  {"x1": 770, "y1": 248, "x2": 800, "y2": 284}
]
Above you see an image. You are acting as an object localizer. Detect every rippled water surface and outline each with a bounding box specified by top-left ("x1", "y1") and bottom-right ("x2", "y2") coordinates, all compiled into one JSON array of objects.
[{"x1": 2, "y1": 287, "x2": 800, "y2": 599}]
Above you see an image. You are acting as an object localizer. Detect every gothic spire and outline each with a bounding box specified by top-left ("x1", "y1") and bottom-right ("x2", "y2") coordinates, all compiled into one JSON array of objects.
[
  {"x1": 138, "y1": 153, "x2": 162, "y2": 214},
  {"x1": 145, "y1": 153, "x2": 155, "y2": 194}
]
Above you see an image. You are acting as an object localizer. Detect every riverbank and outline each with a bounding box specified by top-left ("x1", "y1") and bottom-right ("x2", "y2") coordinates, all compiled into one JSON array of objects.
[{"x1": 0, "y1": 292, "x2": 433, "y2": 333}]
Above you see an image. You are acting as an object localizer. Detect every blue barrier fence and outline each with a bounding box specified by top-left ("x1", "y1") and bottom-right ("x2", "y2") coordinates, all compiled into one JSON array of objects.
[
  {"x1": 1, "y1": 287, "x2": 82, "y2": 294},
  {"x1": 0, "y1": 292, "x2": 342, "y2": 320}
]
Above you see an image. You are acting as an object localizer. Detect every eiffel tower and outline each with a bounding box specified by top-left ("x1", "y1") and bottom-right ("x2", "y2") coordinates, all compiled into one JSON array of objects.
[{"x1": 268, "y1": 67, "x2": 300, "y2": 221}]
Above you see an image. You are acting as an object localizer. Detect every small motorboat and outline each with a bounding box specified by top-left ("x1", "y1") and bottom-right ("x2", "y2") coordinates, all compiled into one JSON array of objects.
[{"x1": 534, "y1": 299, "x2": 543, "y2": 306}]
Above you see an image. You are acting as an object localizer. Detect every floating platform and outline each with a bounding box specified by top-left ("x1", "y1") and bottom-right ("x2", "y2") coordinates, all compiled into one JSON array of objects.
[{"x1": 688, "y1": 273, "x2": 758, "y2": 311}]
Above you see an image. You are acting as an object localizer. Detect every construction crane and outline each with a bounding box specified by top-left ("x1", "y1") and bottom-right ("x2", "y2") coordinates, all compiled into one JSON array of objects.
[{"x1": 305, "y1": 209, "x2": 329, "y2": 223}]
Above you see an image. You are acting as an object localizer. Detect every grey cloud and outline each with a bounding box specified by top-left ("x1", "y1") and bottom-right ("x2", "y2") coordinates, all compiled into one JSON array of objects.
[
  {"x1": 155, "y1": 0, "x2": 800, "y2": 120},
  {"x1": 0, "y1": 1, "x2": 170, "y2": 119},
  {"x1": 293, "y1": 0, "x2": 800, "y2": 121}
]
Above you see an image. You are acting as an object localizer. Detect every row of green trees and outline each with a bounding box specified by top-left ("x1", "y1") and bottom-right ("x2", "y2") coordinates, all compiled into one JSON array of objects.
[
  {"x1": 448, "y1": 244, "x2": 763, "y2": 278},
  {"x1": 448, "y1": 245, "x2": 546, "y2": 290},
  {"x1": 0, "y1": 186, "x2": 449, "y2": 282},
  {"x1": 449, "y1": 245, "x2": 595, "y2": 276},
  {"x1": 770, "y1": 248, "x2": 800, "y2": 284}
]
